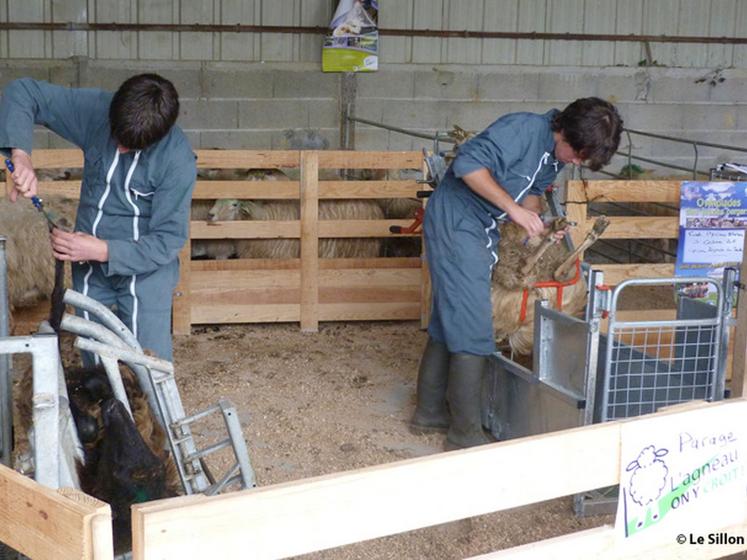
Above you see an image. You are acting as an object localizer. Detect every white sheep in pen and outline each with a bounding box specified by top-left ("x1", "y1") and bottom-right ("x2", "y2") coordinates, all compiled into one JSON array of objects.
[
  {"x1": 626, "y1": 445, "x2": 670, "y2": 507},
  {"x1": 208, "y1": 198, "x2": 384, "y2": 258},
  {"x1": 190, "y1": 168, "x2": 291, "y2": 260}
]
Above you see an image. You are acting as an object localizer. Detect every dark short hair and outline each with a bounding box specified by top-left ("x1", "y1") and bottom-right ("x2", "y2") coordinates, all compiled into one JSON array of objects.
[
  {"x1": 552, "y1": 97, "x2": 623, "y2": 171},
  {"x1": 109, "y1": 74, "x2": 180, "y2": 151}
]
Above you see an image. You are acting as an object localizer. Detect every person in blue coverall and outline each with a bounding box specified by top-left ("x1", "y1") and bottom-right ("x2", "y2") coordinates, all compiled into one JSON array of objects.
[
  {"x1": 411, "y1": 97, "x2": 623, "y2": 449},
  {"x1": 1, "y1": 74, "x2": 196, "y2": 361}
]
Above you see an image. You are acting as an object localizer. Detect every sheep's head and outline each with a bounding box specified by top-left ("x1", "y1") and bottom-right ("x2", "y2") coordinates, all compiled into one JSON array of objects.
[
  {"x1": 627, "y1": 445, "x2": 668, "y2": 471},
  {"x1": 208, "y1": 199, "x2": 242, "y2": 222}
]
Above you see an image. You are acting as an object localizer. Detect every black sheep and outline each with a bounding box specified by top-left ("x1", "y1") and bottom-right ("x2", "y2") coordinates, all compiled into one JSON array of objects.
[{"x1": 68, "y1": 366, "x2": 178, "y2": 554}]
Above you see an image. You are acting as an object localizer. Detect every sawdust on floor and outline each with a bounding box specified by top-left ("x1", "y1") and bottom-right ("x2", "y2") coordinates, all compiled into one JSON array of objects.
[{"x1": 174, "y1": 321, "x2": 611, "y2": 559}]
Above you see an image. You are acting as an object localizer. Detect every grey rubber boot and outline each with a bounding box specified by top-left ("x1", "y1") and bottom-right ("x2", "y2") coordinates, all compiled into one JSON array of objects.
[
  {"x1": 409, "y1": 337, "x2": 450, "y2": 434},
  {"x1": 445, "y1": 353, "x2": 496, "y2": 450}
]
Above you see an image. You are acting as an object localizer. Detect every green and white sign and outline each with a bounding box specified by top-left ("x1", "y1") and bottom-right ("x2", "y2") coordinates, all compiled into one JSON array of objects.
[
  {"x1": 615, "y1": 404, "x2": 747, "y2": 543},
  {"x1": 323, "y1": 0, "x2": 378, "y2": 73}
]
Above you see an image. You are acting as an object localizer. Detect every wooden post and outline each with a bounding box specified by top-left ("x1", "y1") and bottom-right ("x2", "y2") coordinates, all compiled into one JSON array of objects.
[
  {"x1": 731, "y1": 232, "x2": 747, "y2": 397},
  {"x1": 172, "y1": 243, "x2": 192, "y2": 335},
  {"x1": 300, "y1": 151, "x2": 319, "y2": 332},
  {"x1": 565, "y1": 180, "x2": 589, "y2": 251}
]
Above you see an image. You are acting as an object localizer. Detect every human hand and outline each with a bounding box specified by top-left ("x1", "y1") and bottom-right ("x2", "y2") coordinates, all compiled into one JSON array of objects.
[
  {"x1": 6, "y1": 149, "x2": 38, "y2": 203},
  {"x1": 549, "y1": 225, "x2": 570, "y2": 243},
  {"x1": 508, "y1": 205, "x2": 545, "y2": 237},
  {"x1": 51, "y1": 229, "x2": 109, "y2": 263}
]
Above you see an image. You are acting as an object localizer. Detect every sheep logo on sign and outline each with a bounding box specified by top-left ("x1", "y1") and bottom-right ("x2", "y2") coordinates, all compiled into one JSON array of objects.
[{"x1": 626, "y1": 445, "x2": 670, "y2": 507}]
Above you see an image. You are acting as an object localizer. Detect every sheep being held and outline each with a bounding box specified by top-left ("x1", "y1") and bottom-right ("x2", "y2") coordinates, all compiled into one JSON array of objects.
[
  {"x1": 491, "y1": 218, "x2": 589, "y2": 356},
  {"x1": 0, "y1": 195, "x2": 77, "y2": 312}
]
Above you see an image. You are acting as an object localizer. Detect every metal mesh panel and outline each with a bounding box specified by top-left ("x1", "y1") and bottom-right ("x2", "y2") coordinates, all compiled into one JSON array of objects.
[
  {"x1": 599, "y1": 274, "x2": 732, "y2": 423},
  {"x1": 604, "y1": 321, "x2": 719, "y2": 420}
]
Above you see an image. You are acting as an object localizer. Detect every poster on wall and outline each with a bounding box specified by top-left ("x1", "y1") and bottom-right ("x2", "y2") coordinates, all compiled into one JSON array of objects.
[
  {"x1": 674, "y1": 181, "x2": 747, "y2": 304},
  {"x1": 322, "y1": 0, "x2": 379, "y2": 73}
]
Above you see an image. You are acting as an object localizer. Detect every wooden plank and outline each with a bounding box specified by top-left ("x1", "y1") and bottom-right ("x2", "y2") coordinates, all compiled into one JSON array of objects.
[
  {"x1": 0, "y1": 464, "x2": 113, "y2": 560},
  {"x1": 190, "y1": 220, "x2": 300, "y2": 239},
  {"x1": 318, "y1": 257, "x2": 421, "y2": 270},
  {"x1": 131, "y1": 400, "x2": 745, "y2": 560},
  {"x1": 192, "y1": 269, "x2": 300, "y2": 290},
  {"x1": 57, "y1": 488, "x2": 115, "y2": 560},
  {"x1": 319, "y1": 268, "x2": 421, "y2": 288},
  {"x1": 192, "y1": 180, "x2": 421, "y2": 200},
  {"x1": 190, "y1": 269, "x2": 419, "y2": 306},
  {"x1": 596, "y1": 216, "x2": 679, "y2": 239},
  {"x1": 190, "y1": 220, "x2": 419, "y2": 239},
  {"x1": 187, "y1": 287, "x2": 418, "y2": 307},
  {"x1": 300, "y1": 151, "x2": 319, "y2": 332},
  {"x1": 593, "y1": 263, "x2": 676, "y2": 285},
  {"x1": 193, "y1": 288, "x2": 301, "y2": 306},
  {"x1": 731, "y1": 232, "x2": 747, "y2": 397},
  {"x1": 192, "y1": 258, "x2": 302, "y2": 272},
  {"x1": 317, "y1": 151, "x2": 422, "y2": 169},
  {"x1": 318, "y1": 180, "x2": 422, "y2": 199},
  {"x1": 319, "y1": 288, "x2": 420, "y2": 304},
  {"x1": 195, "y1": 150, "x2": 300, "y2": 168},
  {"x1": 192, "y1": 181, "x2": 300, "y2": 199},
  {"x1": 471, "y1": 522, "x2": 747, "y2": 559},
  {"x1": 566, "y1": 180, "x2": 681, "y2": 204},
  {"x1": 191, "y1": 304, "x2": 300, "y2": 324},
  {"x1": 172, "y1": 244, "x2": 192, "y2": 335},
  {"x1": 318, "y1": 220, "x2": 419, "y2": 238},
  {"x1": 36, "y1": 182, "x2": 82, "y2": 199},
  {"x1": 318, "y1": 302, "x2": 421, "y2": 321},
  {"x1": 31, "y1": 150, "x2": 84, "y2": 168},
  {"x1": 192, "y1": 289, "x2": 418, "y2": 307},
  {"x1": 190, "y1": 257, "x2": 420, "y2": 272}
]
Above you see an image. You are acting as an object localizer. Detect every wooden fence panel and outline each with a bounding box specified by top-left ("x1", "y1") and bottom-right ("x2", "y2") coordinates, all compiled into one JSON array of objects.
[
  {"x1": 131, "y1": 399, "x2": 747, "y2": 560},
  {"x1": 567, "y1": 179, "x2": 682, "y2": 281},
  {"x1": 182, "y1": 149, "x2": 427, "y2": 332},
  {"x1": 0, "y1": 464, "x2": 112, "y2": 560}
]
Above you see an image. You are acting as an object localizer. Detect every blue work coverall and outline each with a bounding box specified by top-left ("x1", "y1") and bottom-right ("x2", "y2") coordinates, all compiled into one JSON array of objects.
[
  {"x1": 424, "y1": 109, "x2": 564, "y2": 356},
  {"x1": 0, "y1": 79, "x2": 196, "y2": 361}
]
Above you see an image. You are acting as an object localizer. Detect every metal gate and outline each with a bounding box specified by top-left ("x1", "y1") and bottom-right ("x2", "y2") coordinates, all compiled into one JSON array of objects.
[{"x1": 485, "y1": 268, "x2": 736, "y2": 514}]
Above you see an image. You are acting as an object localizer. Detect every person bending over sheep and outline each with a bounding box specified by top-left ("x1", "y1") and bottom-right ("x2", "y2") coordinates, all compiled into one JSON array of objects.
[
  {"x1": 411, "y1": 98, "x2": 623, "y2": 449},
  {"x1": 0, "y1": 74, "x2": 196, "y2": 361}
]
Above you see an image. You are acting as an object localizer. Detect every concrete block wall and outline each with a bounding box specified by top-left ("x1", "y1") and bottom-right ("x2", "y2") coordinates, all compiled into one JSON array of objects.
[
  {"x1": 0, "y1": 59, "x2": 341, "y2": 152},
  {"x1": 354, "y1": 65, "x2": 747, "y2": 177},
  {"x1": 1, "y1": 58, "x2": 746, "y2": 178}
]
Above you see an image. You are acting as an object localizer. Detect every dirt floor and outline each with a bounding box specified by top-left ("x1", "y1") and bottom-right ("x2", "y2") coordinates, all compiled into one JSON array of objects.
[
  {"x1": 11, "y1": 297, "x2": 747, "y2": 558},
  {"x1": 173, "y1": 320, "x2": 611, "y2": 559}
]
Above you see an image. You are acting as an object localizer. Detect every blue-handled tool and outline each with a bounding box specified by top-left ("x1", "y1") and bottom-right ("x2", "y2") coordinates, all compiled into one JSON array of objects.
[{"x1": 5, "y1": 158, "x2": 69, "y2": 231}]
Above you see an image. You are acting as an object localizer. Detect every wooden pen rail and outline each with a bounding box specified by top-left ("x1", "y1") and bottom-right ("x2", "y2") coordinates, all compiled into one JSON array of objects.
[{"x1": 174, "y1": 149, "x2": 429, "y2": 334}]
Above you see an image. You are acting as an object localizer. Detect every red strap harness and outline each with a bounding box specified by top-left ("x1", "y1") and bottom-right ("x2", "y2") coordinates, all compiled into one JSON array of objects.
[{"x1": 518, "y1": 258, "x2": 582, "y2": 323}]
